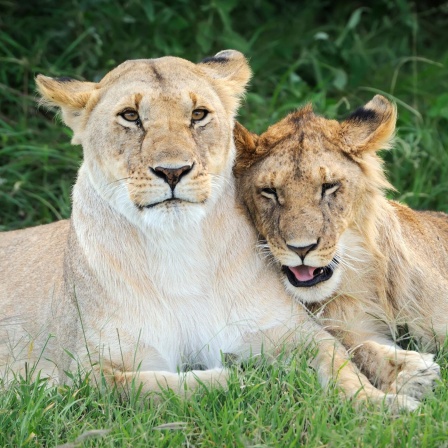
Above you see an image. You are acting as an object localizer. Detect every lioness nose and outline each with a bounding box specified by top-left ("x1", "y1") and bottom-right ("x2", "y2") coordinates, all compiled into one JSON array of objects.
[
  {"x1": 151, "y1": 165, "x2": 192, "y2": 190},
  {"x1": 287, "y1": 240, "x2": 319, "y2": 260}
]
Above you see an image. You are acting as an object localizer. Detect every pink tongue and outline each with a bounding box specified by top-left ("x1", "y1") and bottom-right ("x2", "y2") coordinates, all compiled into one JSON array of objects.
[{"x1": 289, "y1": 265, "x2": 317, "y2": 282}]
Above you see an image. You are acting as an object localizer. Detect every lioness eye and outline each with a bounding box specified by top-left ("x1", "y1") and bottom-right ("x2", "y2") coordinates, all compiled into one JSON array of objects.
[
  {"x1": 192, "y1": 109, "x2": 208, "y2": 121},
  {"x1": 121, "y1": 110, "x2": 139, "y2": 122},
  {"x1": 322, "y1": 182, "x2": 340, "y2": 197},
  {"x1": 261, "y1": 188, "x2": 278, "y2": 202}
]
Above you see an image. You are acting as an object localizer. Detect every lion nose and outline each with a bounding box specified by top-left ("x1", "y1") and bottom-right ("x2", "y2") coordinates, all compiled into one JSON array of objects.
[
  {"x1": 287, "y1": 239, "x2": 319, "y2": 261},
  {"x1": 151, "y1": 164, "x2": 193, "y2": 190}
]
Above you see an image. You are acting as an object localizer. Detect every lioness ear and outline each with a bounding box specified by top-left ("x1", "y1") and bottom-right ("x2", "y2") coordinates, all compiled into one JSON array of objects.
[
  {"x1": 36, "y1": 75, "x2": 99, "y2": 144},
  {"x1": 341, "y1": 95, "x2": 397, "y2": 155},
  {"x1": 198, "y1": 50, "x2": 252, "y2": 115},
  {"x1": 233, "y1": 122, "x2": 262, "y2": 177}
]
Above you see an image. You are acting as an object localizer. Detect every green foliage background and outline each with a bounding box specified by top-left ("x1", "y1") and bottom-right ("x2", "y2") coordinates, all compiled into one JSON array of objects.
[
  {"x1": 1, "y1": 1, "x2": 448, "y2": 446},
  {"x1": 1, "y1": 0, "x2": 448, "y2": 231}
]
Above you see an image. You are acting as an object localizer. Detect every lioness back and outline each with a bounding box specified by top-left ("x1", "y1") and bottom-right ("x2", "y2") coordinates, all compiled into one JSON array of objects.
[
  {"x1": 0, "y1": 220, "x2": 69, "y2": 378},
  {"x1": 0, "y1": 220, "x2": 68, "y2": 302}
]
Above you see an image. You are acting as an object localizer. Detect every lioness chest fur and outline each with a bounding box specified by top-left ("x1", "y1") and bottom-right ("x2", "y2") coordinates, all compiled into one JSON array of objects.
[
  {"x1": 0, "y1": 54, "x2": 422, "y2": 410},
  {"x1": 234, "y1": 95, "x2": 443, "y2": 399}
]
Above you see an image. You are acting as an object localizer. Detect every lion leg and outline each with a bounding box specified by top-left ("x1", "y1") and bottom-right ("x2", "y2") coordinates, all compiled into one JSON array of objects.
[
  {"x1": 309, "y1": 332, "x2": 420, "y2": 411},
  {"x1": 351, "y1": 339, "x2": 440, "y2": 400},
  {"x1": 80, "y1": 345, "x2": 229, "y2": 399},
  {"x1": 112, "y1": 368, "x2": 229, "y2": 397},
  {"x1": 237, "y1": 322, "x2": 420, "y2": 412}
]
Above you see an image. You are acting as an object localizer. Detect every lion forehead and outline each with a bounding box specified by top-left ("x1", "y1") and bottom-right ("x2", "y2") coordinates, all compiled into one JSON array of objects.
[
  {"x1": 99, "y1": 57, "x2": 202, "y2": 86},
  {"x1": 254, "y1": 140, "x2": 351, "y2": 189}
]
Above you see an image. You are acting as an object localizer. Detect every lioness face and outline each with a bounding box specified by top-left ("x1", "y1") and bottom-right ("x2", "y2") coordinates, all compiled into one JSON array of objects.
[
  {"x1": 37, "y1": 51, "x2": 251, "y2": 230},
  {"x1": 235, "y1": 96, "x2": 396, "y2": 303}
]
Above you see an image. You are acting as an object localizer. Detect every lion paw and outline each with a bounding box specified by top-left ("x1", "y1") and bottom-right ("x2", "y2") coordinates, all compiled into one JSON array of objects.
[
  {"x1": 392, "y1": 352, "x2": 440, "y2": 400},
  {"x1": 383, "y1": 393, "x2": 420, "y2": 413}
]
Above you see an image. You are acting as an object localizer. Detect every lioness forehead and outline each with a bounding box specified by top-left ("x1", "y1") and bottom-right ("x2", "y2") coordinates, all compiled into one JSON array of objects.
[
  {"x1": 92, "y1": 56, "x2": 218, "y2": 100},
  {"x1": 99, "y1": 57, "x2": 209, "y2": 89},
  {"x1": 88, "y1": 57, "x2": 224, "y2": 117}
]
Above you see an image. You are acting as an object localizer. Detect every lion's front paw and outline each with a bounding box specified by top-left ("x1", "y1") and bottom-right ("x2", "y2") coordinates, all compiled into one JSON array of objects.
[
  {"x1": 189, "y1": 367, "x2": 230, "y2": 390},
  {"x1": 392, "y1": 352, "x2": 440, "y2": 400},
  {"x1": 383, "y1": 393, "x2": 420, "y2": 413}
]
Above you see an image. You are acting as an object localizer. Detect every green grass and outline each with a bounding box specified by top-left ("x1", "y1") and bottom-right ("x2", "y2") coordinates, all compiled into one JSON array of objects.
[
  {"x1": 1, "y1": 349, "x2": 448, "y2": 447},
  {"x1": 1, "y1": 0, "x2": 448, "y2": 446}
]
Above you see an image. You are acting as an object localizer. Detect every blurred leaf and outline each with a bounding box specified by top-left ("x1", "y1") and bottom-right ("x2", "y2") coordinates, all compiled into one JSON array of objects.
[
  {"x1": 428, "y1": 93, "x2": 448, "y2": 119},
  {"x1": 141, "y1": 0, "x2": 155, "y2": 23},
  {"x1": 335, "y1": 7, "x2": 367, "y2": 47},
  {"x1": 347, "y1": 7, "x2": 366, "y2": 29},
  {"x1": 332, "y1": 68, "x2": 347, "y2": 90}
]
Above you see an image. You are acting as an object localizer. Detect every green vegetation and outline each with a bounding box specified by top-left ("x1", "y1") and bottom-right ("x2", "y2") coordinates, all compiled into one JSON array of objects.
[
  {"x1": 1, "y1": 351, "x2": 448, "y2": 447},
  {"x1": 1, "y1": 0, "x2": 447, "y2": 446}
]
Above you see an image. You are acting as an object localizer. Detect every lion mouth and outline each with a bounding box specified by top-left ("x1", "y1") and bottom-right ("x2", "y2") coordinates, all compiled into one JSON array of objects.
[
  {"x1": 137, "y1": 198, "x2": 198, "y2": 210},
  {"x1": 282, "y1": 261, "x2": 336, "y2": 287},
  {"x1": 144, "y1": 198, "x2": 182, "y2": 209}
]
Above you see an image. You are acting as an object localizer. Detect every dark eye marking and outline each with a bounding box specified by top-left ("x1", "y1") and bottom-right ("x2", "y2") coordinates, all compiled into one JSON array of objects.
[
  {"x1": 260, "y1": 187, "x2": 279, "y2": 202},
  {"x1": 321, "y1": 182, "x2": 340, "y2": 198}
]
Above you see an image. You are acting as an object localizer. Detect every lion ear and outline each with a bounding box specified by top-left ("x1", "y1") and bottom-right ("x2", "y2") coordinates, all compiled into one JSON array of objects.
[
  {"x1": 36, "y1": 75, "x2": 98, "y2": 144},
  {"x1": 233, "y1": 122, "x2": 262, "y2": 176},
  {"x1": 198, "y1": 50, "x2": 252, "y2": 115},
  {"x1": 341, "y1": 95, "x2": 397, "y2": 155}
]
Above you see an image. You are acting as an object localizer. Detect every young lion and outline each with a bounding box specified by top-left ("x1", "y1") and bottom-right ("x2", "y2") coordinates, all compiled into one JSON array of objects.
[
  {"x1": 234, "y1": 95, "x2": 442, "y2": 399},
  {"x1": 0, "y1": 53, "x2": 407, "y2": 408}
]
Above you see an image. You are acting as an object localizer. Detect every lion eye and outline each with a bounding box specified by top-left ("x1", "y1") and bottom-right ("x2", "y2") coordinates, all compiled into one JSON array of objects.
[
  {"x1": 120, "y1": 110, "x2": 139, "y2": 121},
  {"x1": 120, "y1": 110, "x2": 140, "y2": 122},
  {"x1": 261, "y1": 187, "x2": 279, "y2": 202},
  {"x1": 322, "y1": 182, "x2": 340, "y2": 197},
  {"x1": 192, "y1": 109, "x2": 208, "y2": 122}
]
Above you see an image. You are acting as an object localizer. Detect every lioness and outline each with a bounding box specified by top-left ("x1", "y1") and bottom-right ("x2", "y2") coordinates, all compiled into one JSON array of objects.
[
  {"x1": 0, "y1": 54, "x2": 416, "y2": 409},
  {"x1": 234, "y1": 95, "x2": 442, "y2": 399}
]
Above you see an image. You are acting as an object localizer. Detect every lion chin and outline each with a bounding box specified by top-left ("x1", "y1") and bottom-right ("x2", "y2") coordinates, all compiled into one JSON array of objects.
[{"x1": 138, "y1": 200, "x2": 208, "y2": 231}]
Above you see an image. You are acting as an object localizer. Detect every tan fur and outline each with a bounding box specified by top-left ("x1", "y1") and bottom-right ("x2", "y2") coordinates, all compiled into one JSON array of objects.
[
  {"x1": 0, "y1": 59, "x2": 420, "y2": 409},
  {"x1": 234, "y1": 95, "x2": 442, "y2": 400}
]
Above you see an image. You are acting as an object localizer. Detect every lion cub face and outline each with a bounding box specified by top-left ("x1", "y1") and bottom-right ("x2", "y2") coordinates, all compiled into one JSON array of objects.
[
  {"x1": 36, "y1": 51, "x2": 251, "y2": 229},
  {"x1": 235, "y1": 96, "x2": 396, "y2": 303}
]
